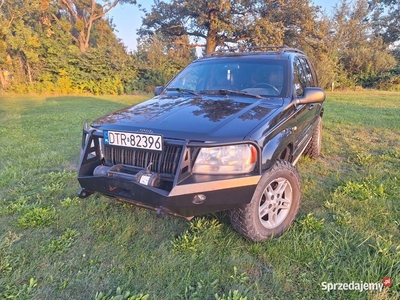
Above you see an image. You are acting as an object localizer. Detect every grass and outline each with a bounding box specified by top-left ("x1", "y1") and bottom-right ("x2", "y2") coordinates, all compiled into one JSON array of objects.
[{"x1": 0, "y1": 91, "x2": 399, "y2": 299}]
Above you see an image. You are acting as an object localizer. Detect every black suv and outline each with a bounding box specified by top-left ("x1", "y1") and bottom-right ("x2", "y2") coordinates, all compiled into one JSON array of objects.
[{"x1": 77, "y1": 46, "x2": 325, "y2": 241}]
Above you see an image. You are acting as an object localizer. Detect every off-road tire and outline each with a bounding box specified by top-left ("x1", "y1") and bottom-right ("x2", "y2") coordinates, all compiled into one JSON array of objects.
[
  {"x1": 304, "y1": 116, "x2": 322, "y2": 158},
  {"x1": 230, "y1": 160, "x2": 301, "y2": 242}
]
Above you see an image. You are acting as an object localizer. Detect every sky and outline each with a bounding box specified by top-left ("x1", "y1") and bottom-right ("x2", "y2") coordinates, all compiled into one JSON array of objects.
[{"x1": 107, "y1": 0, "x2": 339, "y2": 52}]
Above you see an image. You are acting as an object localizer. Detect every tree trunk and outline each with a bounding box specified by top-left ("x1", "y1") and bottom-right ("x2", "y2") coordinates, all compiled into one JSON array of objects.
[
  {"x1": 79, "y1": 30, "x2": 88, "y2": 53},
  {"x1": 0, "y1": 67, "x2": 6, "y2": 88},
  {"x1": 26, "y1": 60, "x2": 32, "y2": 84},
  {"x1": 206, "y1": 10, "x2": 219, "y2": 53},
  {"x1": 206, "y1": 36, "x2": 218, "y2": 53}
]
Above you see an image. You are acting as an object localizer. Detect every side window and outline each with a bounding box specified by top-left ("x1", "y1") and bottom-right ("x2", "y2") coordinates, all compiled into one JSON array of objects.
[
  {"x1": 300, "y1": 58, "x2": 315, "y2": 86},
  {"x1": 293, "y1": 58, "x2": 306, "y2": 96}
]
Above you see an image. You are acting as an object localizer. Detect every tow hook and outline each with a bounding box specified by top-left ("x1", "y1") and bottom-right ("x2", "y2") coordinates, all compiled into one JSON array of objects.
[
  {"x1": 78, "y1": 188, "x2": 93, "y2": 199},
  {"x1": 156, "y1": 206, "x2": 166, "y2": 218}
]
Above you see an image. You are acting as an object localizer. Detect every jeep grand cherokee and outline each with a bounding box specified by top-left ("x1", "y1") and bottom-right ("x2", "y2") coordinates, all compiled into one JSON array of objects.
[{"x1": 77, "y1": 46, "x2": 325, "y2": 241}]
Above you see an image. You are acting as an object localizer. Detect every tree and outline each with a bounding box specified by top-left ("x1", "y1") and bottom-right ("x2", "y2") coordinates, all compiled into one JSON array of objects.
[
  {"x1": 245, "y1": 0, "x2": 323, "y2": 55},
  {"x1": 52, "y1": 0, "x2": 137, "y2": 53},
  {"x1": 76, "y1": 18, "x2": 139, "y2": 94},
  {"x1": 139, "y1": 0, "x2": 325, "y2": 54},
  {"x1": 133, "y1": 33, "x2": 195, "y2": 92},
  {"x1": 0, "y1": 15, "x2": 9, "y2": 88},
  {"x1": 0, "y1": 0, "x2": 139, "y2": 93},
  {"x1": 369, "y1": 0, "x2": 400, "y2": 44},
  {"x1": 307, "y1": 16, "x2": 343, "y2": 89},
  {"x1": 322, "y1": 0, "x2": 396, "y2": 88},
  {"x1": 139, "y1": 0, "x2": 257, "y2": 53},
  {"x1": 0, "y1": 0, "x2": 45, "y2": 87}
]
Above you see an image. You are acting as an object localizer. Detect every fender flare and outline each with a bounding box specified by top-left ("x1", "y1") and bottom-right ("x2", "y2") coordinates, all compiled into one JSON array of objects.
[{"x1": 260, "y1": 131, "x2": 294, "y2": 170}]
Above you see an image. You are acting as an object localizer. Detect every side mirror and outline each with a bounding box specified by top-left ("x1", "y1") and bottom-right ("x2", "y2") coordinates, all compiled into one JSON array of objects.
[
  {"x1": 296, "y1": 87, "x2": 325, "y2": 105},
  {"x1": 154, "y1": 86, "x2": 164, "y2": 96}
]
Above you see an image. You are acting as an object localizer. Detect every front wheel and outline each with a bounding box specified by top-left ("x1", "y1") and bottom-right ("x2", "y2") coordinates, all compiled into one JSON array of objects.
[{"x1": 230, "y1": 160, "x2": 301, "y2": 242}]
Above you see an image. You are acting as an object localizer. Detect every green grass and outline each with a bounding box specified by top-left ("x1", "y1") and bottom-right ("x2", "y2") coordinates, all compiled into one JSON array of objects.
[{"x1": 0, "y1": 91, "x2": 399, "y2": 300}]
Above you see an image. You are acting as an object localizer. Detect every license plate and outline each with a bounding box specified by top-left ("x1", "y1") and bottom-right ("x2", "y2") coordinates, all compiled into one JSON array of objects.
[{"x1": 104, "y1": 130, "x2": 163, "y2": 151}]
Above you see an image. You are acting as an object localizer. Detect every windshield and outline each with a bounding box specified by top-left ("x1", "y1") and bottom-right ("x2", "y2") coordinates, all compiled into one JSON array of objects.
[{"x1": 167, "y1": 58, "x2": 289, "y2": 97}]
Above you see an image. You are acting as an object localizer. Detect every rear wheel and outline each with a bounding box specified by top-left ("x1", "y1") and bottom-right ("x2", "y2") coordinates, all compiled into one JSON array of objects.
[
  {"x1": 304, "y1": 116, "x2": 322, "y2": 158},
  {"x1": 230, "y1": 160, "x2": 301, "y2": 242}
]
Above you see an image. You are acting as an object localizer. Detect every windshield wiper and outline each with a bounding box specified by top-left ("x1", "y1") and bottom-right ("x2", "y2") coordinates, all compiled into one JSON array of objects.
[
  {"x1": 200, "y1": 89, "x2": 262, "y2": 99},
  {"x1": 165, "y1": 88, "x2": 200, "y2": 96}
]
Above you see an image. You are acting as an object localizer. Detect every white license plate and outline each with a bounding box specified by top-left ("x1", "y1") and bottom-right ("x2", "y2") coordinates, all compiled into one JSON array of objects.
[{"x1": 104, "y1": 130, "x2": 163, "y2": 151}]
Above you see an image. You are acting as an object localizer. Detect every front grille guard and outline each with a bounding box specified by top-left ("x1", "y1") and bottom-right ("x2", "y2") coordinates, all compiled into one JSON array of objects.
[
  {"x1": 78, "y1": 127, "x2": 103, "y2": 177},
  {"x1": 78, "y1": 127, "x2": 262, "y2": 190},
  {"x1": 78, "y1": 127, "x2": 195, "y2": 186}
]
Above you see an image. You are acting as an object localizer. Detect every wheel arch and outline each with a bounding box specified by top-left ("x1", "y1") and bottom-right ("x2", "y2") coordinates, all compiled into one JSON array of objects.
[{"x1": 260, "y1": 132, "x2": 295, "y2": 171}]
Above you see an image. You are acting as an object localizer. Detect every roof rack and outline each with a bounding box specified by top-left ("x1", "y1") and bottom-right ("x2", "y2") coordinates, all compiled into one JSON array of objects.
[{"x1": 206, "y1": 45, "x2": 305, "y2": 57}]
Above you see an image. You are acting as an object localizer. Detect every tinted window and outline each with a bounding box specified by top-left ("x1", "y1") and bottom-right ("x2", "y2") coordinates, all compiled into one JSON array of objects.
[
  {"x1": 300, "y1": 58, "x2": 315, "y2": 86},
  {"x1": 167, "y1": 58, "x2": 289, "y2": 97},
  {"x1": 293, "y1": 58, "x2": 307, "y2": 96}
]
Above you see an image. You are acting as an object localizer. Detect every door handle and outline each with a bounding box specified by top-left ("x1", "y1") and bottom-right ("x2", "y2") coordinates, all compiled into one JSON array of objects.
[{"x1": 308, "y1": 104, "x2": 315, "y2": 110}]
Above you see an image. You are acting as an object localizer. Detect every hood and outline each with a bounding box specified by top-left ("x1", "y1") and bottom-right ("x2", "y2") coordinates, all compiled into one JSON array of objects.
[{"x1": 92, "y1": 95, "x2": 282, "y2": 141}]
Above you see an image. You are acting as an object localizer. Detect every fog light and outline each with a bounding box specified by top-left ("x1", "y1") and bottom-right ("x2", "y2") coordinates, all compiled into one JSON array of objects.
[{"x1": 193, "y1": 194, "x2": 206, "y2": 204}]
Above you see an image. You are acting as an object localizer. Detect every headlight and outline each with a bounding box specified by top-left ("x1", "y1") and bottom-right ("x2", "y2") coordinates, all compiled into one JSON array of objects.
[{"x1": 193, "y1": 144, "x2": 257, "y2": 175}]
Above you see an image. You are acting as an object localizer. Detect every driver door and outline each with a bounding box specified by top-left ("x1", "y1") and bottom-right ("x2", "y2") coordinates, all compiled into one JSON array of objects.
[{"x1": 292, "y1": 57, "x2": 319, "y2": 159}]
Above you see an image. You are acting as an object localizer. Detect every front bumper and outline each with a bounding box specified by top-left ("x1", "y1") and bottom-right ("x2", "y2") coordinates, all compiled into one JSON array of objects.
[{"x1": 77, "y1": 127, "x2": 261, "y2": 218}]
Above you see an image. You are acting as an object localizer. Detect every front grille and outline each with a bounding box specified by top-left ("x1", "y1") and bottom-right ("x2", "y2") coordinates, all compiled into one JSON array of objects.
[{"x1": 104, "y1": 145, "x2": 183, "y2": 175}]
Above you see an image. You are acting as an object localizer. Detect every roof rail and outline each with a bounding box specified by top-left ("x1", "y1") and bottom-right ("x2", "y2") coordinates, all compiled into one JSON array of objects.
[
  {"x1": 249, "y1": 46, "x2": 305, "y2": 55},
  {"x1": 280, "y1": 46, "x2": 305, "y2": 55},
  {"x1": 206, "y1": 45, "x2": 243, "y2": 57},
  {"x1": 206, "y1": 45, "x2": 305, "y2": 57}
]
